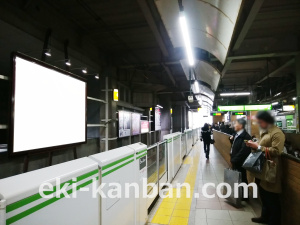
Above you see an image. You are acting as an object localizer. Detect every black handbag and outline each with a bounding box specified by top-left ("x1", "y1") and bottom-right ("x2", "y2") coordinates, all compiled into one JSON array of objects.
[
  {"x1": 242, "y1": 151, "x2": 265, "y2": 173},
  {"x1": 210, "y1": 139, "x2": 215, "y2": 144}
]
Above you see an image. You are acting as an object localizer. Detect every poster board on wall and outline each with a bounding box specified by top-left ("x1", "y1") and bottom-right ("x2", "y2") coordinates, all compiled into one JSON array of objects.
[
  {"x1": 118, "y1": 110, "x2": 131, "y2": 138},
  {"x1": 131, "y1": 112, "x2": 141, "y2": 135},
  {"x1": 10, "y1": 53, "x2": 86, "y2": 155},
  {"x1": 141, "y1": 121, "x2": 149, "y2": 134},
  {"x1": 154, "y1": 107, "x2": 162, "y2": 131}
]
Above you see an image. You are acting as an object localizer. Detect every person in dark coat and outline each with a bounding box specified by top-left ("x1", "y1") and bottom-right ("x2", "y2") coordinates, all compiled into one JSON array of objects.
[
  {"x1": 220, "y1": 122, "x2": 225, "y2": 132},
  {"x1": 212, "y1": 123, "x2": 219, "y2": 131},
  {"x1": 201, "y1": 123, "x2": 212, "y2": 159},
  {"x1": 224, "y1": 124, "x2": 234, "y2": 135},
  {"x1": 229, "y1": 119, "x2": 252, "y2": 198}
]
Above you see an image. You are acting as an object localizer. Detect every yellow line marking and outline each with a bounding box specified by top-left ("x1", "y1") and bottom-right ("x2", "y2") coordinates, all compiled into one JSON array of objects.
[{"x1": 151, "y1": 144, "x2": 201, "y2": 224}]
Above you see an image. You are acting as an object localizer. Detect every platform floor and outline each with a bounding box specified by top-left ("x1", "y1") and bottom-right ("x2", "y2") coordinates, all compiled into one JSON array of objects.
[{"x1": 148, "y1": 141, "x2": 262, "y2": 225}]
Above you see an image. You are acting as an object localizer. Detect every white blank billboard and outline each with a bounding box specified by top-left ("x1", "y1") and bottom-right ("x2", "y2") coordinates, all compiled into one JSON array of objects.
[{"x1": 11, "y1": 54, "x2": 86, "y2": 153}]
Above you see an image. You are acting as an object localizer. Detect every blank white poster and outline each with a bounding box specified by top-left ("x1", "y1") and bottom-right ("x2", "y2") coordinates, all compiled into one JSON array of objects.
[{"x1": 13, "y1": 56, "x2": 86, "y2": 153}]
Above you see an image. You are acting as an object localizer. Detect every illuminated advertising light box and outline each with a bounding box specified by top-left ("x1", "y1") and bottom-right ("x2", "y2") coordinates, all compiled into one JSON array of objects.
[
  {"x1": 10, "y1": 53, "x2": 86, "y2": 155},
  {"x1": 118, "y1": 110, "x2": 131, "y2": 137},
  {"x1": 218, "y1": 105, "x2": 244, "y2": 111},
  {"x1": 131, "y1": 112, "x2": 141, "y2": 135},
  {"x1": 283, "y1": 105, "x2": 295, "y2": 111},
  {"x1": 244, "y1": 105, "x2": 272, "y2": 111},
  {"x1": 141, "y1": 121, "x2": 149, "y2": 133},
  {"x1": 232, "y1": 112, "x2": 246, "y2": 115}
]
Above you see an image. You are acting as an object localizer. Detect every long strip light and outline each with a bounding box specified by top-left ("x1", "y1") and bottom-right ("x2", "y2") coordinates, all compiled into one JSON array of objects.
[
  {"x1": 193, "y1": 81, "x2": 200, "y2": 93},
  {"x1": 220, "y1": 92, "x2": 251, "y2": 96},
  {"x1": 179, "y1": 13, "x2": 194, "y2": 66}
]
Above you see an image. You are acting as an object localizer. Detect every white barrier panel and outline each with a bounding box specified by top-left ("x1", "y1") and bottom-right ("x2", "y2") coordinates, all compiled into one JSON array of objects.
[
  {"x1": 128, "y1": 143, "x2": 148, "y2": 225},
  {"x1": 185, "y1": 129, "x2": 193, "y2": 154},
  {"x1": 89, "y1": 142, "x2": 148, "y2": 225},
  {"x1": 181, "y1": 133, "x2": 187, "y2": 158},
  {"x1": 89, "y1": 146, "x2": 135, "y2": 225},
  {"x1": 0, "y1": 158, "x2": 100, "y2": 225},
  {"x1": 163, "y1": 132, "x2": 182, "y2": 182}
]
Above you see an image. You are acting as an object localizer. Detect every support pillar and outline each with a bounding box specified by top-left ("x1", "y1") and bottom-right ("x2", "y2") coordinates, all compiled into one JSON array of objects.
[{"x1": 295, "y1": 55, "x2": 300, "y2": 133}]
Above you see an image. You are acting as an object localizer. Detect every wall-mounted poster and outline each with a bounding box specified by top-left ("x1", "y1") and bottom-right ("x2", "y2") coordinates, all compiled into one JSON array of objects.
[
  {"x1": 119, "y1": 111, "x2": 131, "y2": 137},
  {"x1": 131, "y1": 113, "x2": 141, "y2": 135},
  {"x1": 155, "y1": 107, "x2": 162, "y2": 131},
  {"x1": 141, "y1": 121, "x2": 149, "y2": 133}
]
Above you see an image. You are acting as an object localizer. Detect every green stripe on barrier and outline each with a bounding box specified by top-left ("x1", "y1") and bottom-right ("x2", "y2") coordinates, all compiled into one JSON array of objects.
[
  {"x1": 136, "y1": 149, "x2": 147, "y2": 155},
  {"x1": 102, "y1": 159, "x2": 134, "y2": 177},
  {"x1": 6, "y1": 169, "x2": 99, "y2": 213},
  {"x1": 6, "y1": 176, "x2": 99, "y2": 225},
  {"x1": 102, "y1": 154, "x2": 134, "y2": 170},
  {"x1": 137, "y1": 152, "x2": 147, "y2": 160}
]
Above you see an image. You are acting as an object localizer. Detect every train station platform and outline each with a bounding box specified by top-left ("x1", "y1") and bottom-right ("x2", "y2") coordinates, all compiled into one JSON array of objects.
[{"x1": 148, "y1": 142, "x2": 261, "y2": 225}]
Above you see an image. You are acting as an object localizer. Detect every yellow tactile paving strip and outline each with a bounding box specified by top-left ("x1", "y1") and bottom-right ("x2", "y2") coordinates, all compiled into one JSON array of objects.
[{"x1": 151, "y1": 146, "x2": 200, "y2": 225}]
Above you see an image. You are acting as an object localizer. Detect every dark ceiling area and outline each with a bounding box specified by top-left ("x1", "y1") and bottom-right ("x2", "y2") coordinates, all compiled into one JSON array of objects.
[
  {"x1": 212, "y1": 0, "x2": 300, "y2": 107},
  {"x1": 0, "y1": 0, "x2": 299, "y2": 108}
]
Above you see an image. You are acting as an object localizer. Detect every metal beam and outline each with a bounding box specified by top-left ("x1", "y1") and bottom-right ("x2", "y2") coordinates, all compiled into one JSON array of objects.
[
  {"x1": 256, "y1": 58, "x2": 295, "y2": 84},
  {"x1": 162, "y1": 64, "x2": 176, "y2": 86},
  {"x1": 233, "y1": 0, "x2": 265, "y2": 51},
  {"x1": 137, "y1": 0, "x2": 169, "y2": 57},
  {"x1": 222, "y1": 0, "x2": 264, "y2": 75},
  {"x1": 212, "y1": 51, "x2": 300, "y2": 62}
]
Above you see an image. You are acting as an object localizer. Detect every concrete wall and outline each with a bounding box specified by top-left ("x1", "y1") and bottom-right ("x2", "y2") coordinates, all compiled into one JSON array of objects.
[
  {"x1": 0, "y1": 138, "x2": 99, "y2": 179},
  {"x1": 0, "y1": 20, "x2": 189, "y2": 179}
]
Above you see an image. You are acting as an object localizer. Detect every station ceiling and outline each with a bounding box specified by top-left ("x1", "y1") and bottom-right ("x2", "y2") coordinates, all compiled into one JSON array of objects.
[{"x1": 0, "y1": 0, "x2": 299, "y2": 109}]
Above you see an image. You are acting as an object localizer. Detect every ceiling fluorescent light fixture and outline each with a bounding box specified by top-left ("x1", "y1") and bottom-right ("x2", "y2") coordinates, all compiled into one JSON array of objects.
[
  {"x1": 179, "y1": 12, "x2": 194, "y2": 66},
  {"x1": 65, "y1": 59, "x2": 71, "y2": 66},
  {"x1": 274, "y1": 92, "x2": 281, "y2": 97},
  {"x1": 44, "y1": 49, "x2": 51, "y2": 57},
  {"x1": 194, "y1": 81, "x2": 200, "y2": 93},
  {"x1": 82, "y1": 68, "x2": 87, "y2": 74},
  {"x1": 156, "y1": 104, "x2": 163, "y2": 109},
  {"x1": 220, "y1": 92, "x2": 251, "y2": 96},
  {"x1": 272, "y1": 102, "x2": 279, "y2": 105},
  {"x1": 293, "y1": 97, "x2": 296, "y2": 100}
]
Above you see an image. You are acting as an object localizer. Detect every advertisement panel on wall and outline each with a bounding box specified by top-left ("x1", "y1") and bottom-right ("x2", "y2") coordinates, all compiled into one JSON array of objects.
[
  {"x1": 118, "y1": 111, "x2": 131, "y2": 138},
  {"x1": 155, "y1": 107, "x2": 162, "y2": 131},
  {"x1": 141, "y1": 121, "x2": 149, "y2": 133},
  {"x1": 10, "y1": 53, "x2": 86, "y2": 155},
  {"x1": 131, "y1": 113, "x2": 141, "y2": 135}
]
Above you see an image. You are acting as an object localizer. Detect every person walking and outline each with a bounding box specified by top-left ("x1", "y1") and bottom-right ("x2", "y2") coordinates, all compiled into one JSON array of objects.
[
  {"x1": 229, "y1": 119, "x2": 252, "y2": 199},
  {"x1": 201, "y1": 123, "x2": 212, "y2": 159},
  {"x1": 246, "y1": 111, "x2": 285, "y2": 225}
]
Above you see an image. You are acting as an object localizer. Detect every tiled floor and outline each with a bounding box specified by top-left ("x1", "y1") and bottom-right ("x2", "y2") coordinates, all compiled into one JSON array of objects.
[{"x1": 148, "y1": 141, "x2": 262, "y2": 225}]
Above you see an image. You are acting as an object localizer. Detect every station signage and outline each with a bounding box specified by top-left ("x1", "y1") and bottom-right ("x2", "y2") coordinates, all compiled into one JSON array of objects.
[
  {"x1": 218, "y1": 105, "x2": 244, "y2": 111},
  {"x1": 218, "y1": 105, "x2": 272, "y2": 111},
  {"x1": 283, "y1": 105, "x2": 295, "y2": 111},
  {"x1": 113, "y1": 89, "x2": 119, "y2": 101},
  {"x1": 244, "y1": 104, "x2": 272, "y2": 111},
  {"x1": 210, "y1": 112, "x2": 223, "y2": 116},
  {"x1": 232, "y1": 112, "x2": 246, "y2": 115}
]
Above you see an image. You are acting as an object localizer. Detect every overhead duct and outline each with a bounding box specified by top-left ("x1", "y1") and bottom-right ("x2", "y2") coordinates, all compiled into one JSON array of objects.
[
  {"x1": 155, "y1": 0, "x2": 241, "y2": 102},
  {"x1": 182, "y1": 60, "x2": 221, "y2": 91},
  {"x1": 155, "y1": 0, "x2": 242, "y2": 64}
]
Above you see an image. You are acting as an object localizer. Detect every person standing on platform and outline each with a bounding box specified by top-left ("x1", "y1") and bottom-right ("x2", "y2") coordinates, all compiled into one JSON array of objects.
[
  {"x1": 220, "y1": 122, "x2": 225, "y2": 132},
  {"x1": 246, "y1": 111, "x2": 284, "y2": 225},
  {"x1": 201, "y1": 123, "x2": 212, "y2": 159},
  {"x1": 212, "y1": 123, "x2": 219, "y2": 131},
  {"x1": 229, "y1": 118, "x2": 252, "y2": 199}
]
